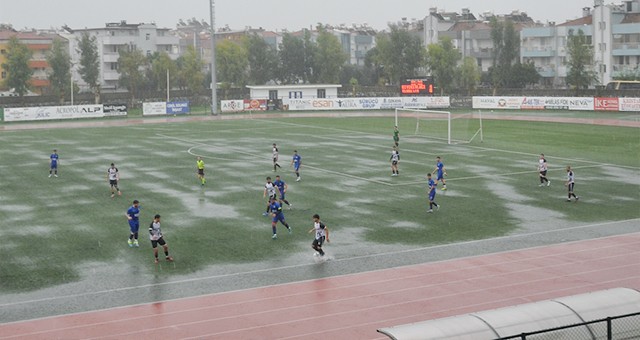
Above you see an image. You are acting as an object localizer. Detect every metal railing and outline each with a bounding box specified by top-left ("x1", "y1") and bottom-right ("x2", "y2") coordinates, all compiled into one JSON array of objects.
[{"x1": 496, "y1": 311, "x2": 640, "y2": 340}]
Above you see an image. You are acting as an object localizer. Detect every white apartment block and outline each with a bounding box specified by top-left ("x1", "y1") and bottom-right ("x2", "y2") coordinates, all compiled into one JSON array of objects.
[
  {"x1": 63, "y1": 21, "x2": 180, "y2": 91},
  {"x1": 424, "y1": 8, "x2": 538, "y2": 73},
  {"x1": 521, "y1": 0, "x2": 640, "y2": 87},
  {"x1": 329, "y1": 25, "x2": 376, "y2": 67}
]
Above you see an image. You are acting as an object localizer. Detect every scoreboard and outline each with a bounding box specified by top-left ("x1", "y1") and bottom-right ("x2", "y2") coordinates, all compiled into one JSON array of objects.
[{"x1": 400, "y1": 78, "x2": 434, "y2": 95}]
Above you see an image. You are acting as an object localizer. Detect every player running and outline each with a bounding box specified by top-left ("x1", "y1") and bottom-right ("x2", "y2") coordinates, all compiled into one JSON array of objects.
[
  {"x1": 309, "y1": 214, "x2": 330, "y2": 257},
  {"x1": 390, "y1": 146, "x2": 400, "y2": 176},
  {"x1": 272, "y1": 143, "x2": 282, "y2": 172},
  {"x1": 273, "y1": 175, "x2": 292, "y2": 208},
  {"x1": 432, "y1": 156, "x2": 447, "y2": 190},
  {"x1": 427, "y1": 173, "x2": 440, "y2": 213},
  {"x1": 269, "y1": 197, "x2": 291, "y2": 239},
  {"x1": 291, "y1": 150, "x2": 302, "y2": 181},
  {"x1": 125, "y1": 200, "x2": 141, "y2": 247},
  {"x1": 263, "y1": 176, "x2": 277, "y2": 216},
  {"x1": 49, "y1": 149, "x2": 59, "y2": 177},
  {"x1": 107, "y1": 163, "x2": 122, "y2": 198},
  {"x1": 149, "y1": 214, "x2": 174, "y2": 264},
  {"x1": 538, "y1": 154, "x2": 550, "y2": 187}
]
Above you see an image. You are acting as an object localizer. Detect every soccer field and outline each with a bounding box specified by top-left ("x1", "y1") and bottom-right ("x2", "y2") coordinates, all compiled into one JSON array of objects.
[{"x1": 0, "y1": 113, "x2": 639, "y2": 317}]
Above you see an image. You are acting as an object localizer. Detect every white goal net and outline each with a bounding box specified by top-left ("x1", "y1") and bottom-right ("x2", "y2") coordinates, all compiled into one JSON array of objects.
[{"x1": 394, "y1": 108, "x2": 483, "y2": 144}]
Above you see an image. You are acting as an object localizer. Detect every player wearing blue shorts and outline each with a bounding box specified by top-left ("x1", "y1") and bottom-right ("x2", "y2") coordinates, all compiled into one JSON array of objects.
[
  {"x1": 427, "y1": 173, "x2": 440, "y2": 213},
  {"x1": 291, "y1": 150, "x2": 302, "y2": 181},
  {"x1": 432, "y1": 156, "x2": 447, "y2": 190},
  {"x1": 49, "y1": 149, "x2": 59, "y2": 177},
  {"x1": 273, "y1": 175, "x2": 291, "y2": 208},
  {"x1": 269, "y1": 197, "x2": 291, "y2": 239},
  {"x1": 126, "y1": 199, "x2": 141, "y2": 247}
]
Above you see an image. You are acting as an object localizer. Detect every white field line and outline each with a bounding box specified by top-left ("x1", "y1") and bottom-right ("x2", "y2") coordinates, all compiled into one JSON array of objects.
[
  {"x1": 254, "y1": 118, "x2": 640, "y2": 170},
  {"x1": 1, "y1": 223, "x2": 638, "y2": 314},
  {"x1": 394, "y1": 164, "x2": 608, "y2": 186},
  {"x1": 159, "y1": 133, "x2": 395, "y2": 186}
]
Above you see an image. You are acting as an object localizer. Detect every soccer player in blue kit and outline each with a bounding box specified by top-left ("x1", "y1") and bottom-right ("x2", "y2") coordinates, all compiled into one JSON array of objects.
[
  {"x1": 427, "y1": 173, "x2": 440, "y2": 213},
  {"x1": 49, "y1": 149, "x2": 59, "y2": 177},
  {"x1": 273, "y1": 175, "x2": 292, "y2": 208},
  {"x1": 291, "y1": 150, "x2": 302, "y2": 181},
  {"x1": 432, "y1": 156, "x2": 447, "y2": 190},
  {"x1": 126, "y1": 200, "x2": 141, "y2": 247},
  {"x1": 269, "y1": 197, "x2": 291, "y2": 239}
]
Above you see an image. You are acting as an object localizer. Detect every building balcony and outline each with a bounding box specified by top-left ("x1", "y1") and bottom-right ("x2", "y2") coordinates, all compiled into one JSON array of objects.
[
  {"x1": 30, "y1": 78, "x2": 50, "y2": 87},
  {"x1": 612, "y1": 64, "x2": 639, "y2": 77},
  {"x1": 102, "y1": 36, "x2": 136, "y2": 46},
  {"x1": 103, "y1": 70, "x2": 120, "y2": 81},
  {"x1": 156, "y1": 36, "x2": 180, "y2": 45},
  {"x1": 536, "y1": 66, "x2": 556, "y2": 78},
  {"x1": 467, "y1": 49, "x2": 492, "y2": 59},
  {"x1": 103, "y1": 52, "x2": 120, "y2": 63},
  {"x1": 521, "y1": 27, "x2": 555, "y2": 38},
  {"x1": 521, "y1": 47, "x2": 555, "y2": 57},
  {"x1": 28, "y1": 60, "x2": 49, "y2": 68},
  {"x1": 612, "y1": 43, "x2": 640, "y2": 56}
]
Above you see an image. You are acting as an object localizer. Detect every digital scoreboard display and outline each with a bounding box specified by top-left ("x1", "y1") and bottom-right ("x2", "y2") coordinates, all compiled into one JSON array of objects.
[{"x1": 400, "y1": 78, "x2": 434, "y2": 95}]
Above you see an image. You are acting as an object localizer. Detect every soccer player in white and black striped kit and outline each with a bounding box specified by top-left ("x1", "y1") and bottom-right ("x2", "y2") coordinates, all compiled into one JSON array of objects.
[
  {"x1": 538, "y1": 154, "x2": 550, "y2": 187},
  {"x1": 107, "y1": 163, "x2": 122, "y2": 198},
  {"x1": 309, "y1": 214, "x2": 330, "y2": 257},
  {"x1": 149, "y1": 214, "x2": 173, "y2": 264},
  {"x1": 390, "y1": 146, "x2": 400, "y2": 176},
  {"x1": 565, "y1": 166, "x2": 579, "y2": 202},
  {"x1": 272, "y1": 143, "x2": 281, "y2": 172}
]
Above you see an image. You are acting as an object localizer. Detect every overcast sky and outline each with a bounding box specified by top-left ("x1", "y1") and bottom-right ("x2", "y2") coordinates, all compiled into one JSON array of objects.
[{"x1": 1, "y1": 0, "x2": 592, "y2": 31}]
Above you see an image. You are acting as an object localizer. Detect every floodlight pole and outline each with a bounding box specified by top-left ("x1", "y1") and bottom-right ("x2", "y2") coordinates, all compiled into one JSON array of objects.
[
  {"x1": 70, "y1": 62, "x2": 74, "y2": 106},
  {"x1": 210, "y1": 0, "x2": 218, "y2": 115}
]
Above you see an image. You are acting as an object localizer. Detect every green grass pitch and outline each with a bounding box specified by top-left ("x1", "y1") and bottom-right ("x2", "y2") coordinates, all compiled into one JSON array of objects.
[{"x1": 0, "y1": 114, "x2": 638, "y2": 292}]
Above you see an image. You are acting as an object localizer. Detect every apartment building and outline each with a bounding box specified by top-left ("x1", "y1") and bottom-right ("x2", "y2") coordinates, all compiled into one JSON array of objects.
[
  {"x1": 424, "y1": 8, "x2": 539, "y2": 72},
  {"x1": 521, "y1": 0, "x2": 640, "y2": 87},
  {"x1": 63, "y1": 21, "x2": 180, "y2": 91},
  {"x1": 0, "y1": 30, "x2": 57, "y2": 94}
]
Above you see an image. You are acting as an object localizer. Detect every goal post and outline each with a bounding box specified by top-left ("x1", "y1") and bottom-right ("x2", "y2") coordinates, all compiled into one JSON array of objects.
[{"x1": 394, "y1": 108, "x2": 483, "y2": 144}]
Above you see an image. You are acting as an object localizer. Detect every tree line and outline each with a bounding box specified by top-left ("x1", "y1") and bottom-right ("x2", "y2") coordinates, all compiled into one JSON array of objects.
[{"x1": 1, "y1": 22, "x2": 599, "y2": 103}]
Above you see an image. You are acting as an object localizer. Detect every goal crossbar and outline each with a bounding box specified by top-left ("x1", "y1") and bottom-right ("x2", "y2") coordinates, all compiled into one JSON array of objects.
[{"x1": 395, "y1": 108, "x2": 483, "y2": 144}]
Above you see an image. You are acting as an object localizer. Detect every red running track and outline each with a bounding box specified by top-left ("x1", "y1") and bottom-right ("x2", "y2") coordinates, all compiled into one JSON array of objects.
[{"x1": 2, "y1": 233, "x2": 640, "y2": 340}]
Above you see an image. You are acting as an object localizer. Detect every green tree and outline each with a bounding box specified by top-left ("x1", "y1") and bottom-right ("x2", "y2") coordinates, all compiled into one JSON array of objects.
[
  {"x1": 302, "y1": 29, "x2": 319, "y2": 83},
  {"x1": 456, "y1": 56, "x2": 481, "y2": 95},
  {"x1": 1, "y1": 36, "x2": 33, "y2": 97},
  {"x1": 179, "y1": 45, "x2": 205, "y2": 94},
  {"x1": 508, "y1": 62, "x2": 540, "y2": 88},
  {"x1": 243, "y1": 34, "x2": 278, "y2": 85},
  {"x1": 278, "y1": 33, "x2": 306, "y2": 84},
  {"x1": 117, "y1": 48, "x2": 147, "y2": 102},
  {"x1": 46, "y1": 38, "x2": 71, "y2": 104},
  {"x1": 489, "y1": 18, "x2": 519, "y2": 93},
  {"x1": 314, "y1": 29, "x2": 348, "y2": 83},
  {"x1": 151, "y1": 52, "x2": 177, "y2": 92},
  {"x1": 363, "y1": 48, "x2": 385, "y2": 85},
  {"x1": 349, "y1": 77, "x2": 359, "y2": 97},
  {"x1": 426, "y1": 36, "x2": 460, "y2": 95},
  {"x1": 216, "y1": 39, "x2": 248, "y2": 98},
  {"x1": 375, "y1": 25, "x2": 426, "y2": 84},
  {"x1": 566, "y1": 29, "x2": 597, "y2": 91},
  {"x1": 77, "y1": 32, "x2": 101, "y2": 103}
]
